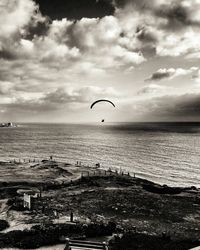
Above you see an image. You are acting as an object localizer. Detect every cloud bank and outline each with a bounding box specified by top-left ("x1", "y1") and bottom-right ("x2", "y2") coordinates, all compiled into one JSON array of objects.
[{"x1": 1, "y1": 0, "x2": 200, "y2": 121}]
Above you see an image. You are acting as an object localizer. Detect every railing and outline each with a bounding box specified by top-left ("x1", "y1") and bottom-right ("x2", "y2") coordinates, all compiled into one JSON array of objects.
[
  {"x1": 81, "y1": 169, "x2": 131, "y2": 178},
  {"x1": 64, "y1": 238, "x2": 108, "y2": 250}
]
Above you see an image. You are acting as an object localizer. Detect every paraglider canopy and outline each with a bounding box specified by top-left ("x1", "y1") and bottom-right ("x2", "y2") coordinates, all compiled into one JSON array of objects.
[
  {"x1": 90, "y1": 99, "x2": 115, "y2": 109},
  {"x1": 90, "y1": 99, "x2": 115, "y2": 123}
]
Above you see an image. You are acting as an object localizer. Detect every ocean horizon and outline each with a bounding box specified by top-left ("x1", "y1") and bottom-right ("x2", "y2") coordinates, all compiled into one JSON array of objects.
[{"x1": 0, "y1": 122, "x2": 200, "y2": 188}]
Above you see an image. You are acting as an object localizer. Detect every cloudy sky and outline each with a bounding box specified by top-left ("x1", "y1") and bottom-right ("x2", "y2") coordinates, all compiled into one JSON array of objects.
[{"x1": 1, "y1": 0, "x2": 200, "y2": 123}]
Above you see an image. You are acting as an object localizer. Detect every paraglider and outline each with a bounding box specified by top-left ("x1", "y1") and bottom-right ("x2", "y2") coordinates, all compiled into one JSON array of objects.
[{"x1": 90, "y1": 99, "x2": 115, "y2": 123}]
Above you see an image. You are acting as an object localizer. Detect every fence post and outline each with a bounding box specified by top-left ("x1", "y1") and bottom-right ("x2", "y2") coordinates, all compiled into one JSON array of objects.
[
  {"x1": 70, "y1": 211, "x2": 74, "y2": 222},
  {"x1": 64, "y1": 238, "x2": 70, "y2": 250},
  {"x1": 103, "y1": 242, "x2": 108, "y2": 250}
]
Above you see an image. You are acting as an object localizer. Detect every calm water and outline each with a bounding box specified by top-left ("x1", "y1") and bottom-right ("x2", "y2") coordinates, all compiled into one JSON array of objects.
[{"x1": 0, "y1": 122, "x2": 199, "y2": 187}]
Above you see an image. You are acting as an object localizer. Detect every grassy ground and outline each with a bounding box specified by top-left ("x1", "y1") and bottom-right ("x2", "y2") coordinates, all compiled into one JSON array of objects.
[
  {"x1": 0, "y1": 160, "x2": 199, "y2": 249},
  {"x1": 32, "y1": 175, "x2": 200, "y2": 240}
]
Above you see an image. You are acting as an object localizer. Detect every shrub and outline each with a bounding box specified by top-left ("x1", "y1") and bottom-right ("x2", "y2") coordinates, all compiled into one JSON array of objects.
[{"x1": 0, "y1": 220, "x2": 9, "y2": 231}]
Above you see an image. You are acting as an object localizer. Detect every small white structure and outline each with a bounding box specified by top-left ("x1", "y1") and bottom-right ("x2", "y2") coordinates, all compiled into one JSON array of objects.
[
  {"x1": 24, "y1": 193, "x2": 31, "y2": 209},
  {"x1": 23, "y1": 190, "x2": 40, "y2": 210}
]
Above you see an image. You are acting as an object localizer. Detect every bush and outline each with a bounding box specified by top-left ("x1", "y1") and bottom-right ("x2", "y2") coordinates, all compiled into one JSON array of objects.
[
  {"x1": 0, "y1": 220, "x2": 9, "y2": 231},
  {"x1": 109, "y1": 231, "x2": 200, "y2": 250},
  {"x1": 142, "y1": 184, "x2": 182, "y2": 195},
  {"x1": 0, "y1": 222, "x2": 116, "y2": 249}
]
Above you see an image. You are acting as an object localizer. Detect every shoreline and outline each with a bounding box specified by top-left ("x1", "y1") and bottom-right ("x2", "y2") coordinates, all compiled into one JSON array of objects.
[{"x1": 0, "y1": 159, "x2": 199, "y2": 189}]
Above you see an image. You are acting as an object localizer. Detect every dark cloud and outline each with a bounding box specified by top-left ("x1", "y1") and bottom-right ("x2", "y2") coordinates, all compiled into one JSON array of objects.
[
  {"x1": 140, "y1": 93, "x2": 200, "y2": 121},
  {"x1": 136, "y1": 27, "x2": 157, "y2": 57},
  {"x1": 140, "y1": 45, "x2": 156, "y2": 57},
  {"x1": 170, "y1": 94, "x2": 200, "y2": 117},
  {"x1": 24, "y1": 20, "x2": 50, "y2": 39},
  {"x1": 0, "y1": 49, "x2": 17, "y2": 60},
  {"x1": 145, "y1": 71, "x2": 171, "y2": 81},
  {"x1": 136, "y1": 27, "x2": 157, "y2": 43},
  {"x1": 155, "y1": 4, "x2": 200, "y2": 30},
  {"x1": 145, "y1": 67, "x2": 198, "y2": 82},
  {"x1": 34, "y1": 0, "x2": 115, "y2": 20}
]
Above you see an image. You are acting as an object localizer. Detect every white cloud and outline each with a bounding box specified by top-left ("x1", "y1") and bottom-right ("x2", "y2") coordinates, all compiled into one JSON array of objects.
[
  {"x1": 0, "y1": 85, "x2": 120, "y2": 116},
  {"x1": 0, "y1": 81, "x2": 14, "y2": 95},
  {"x1": 114, "y1": 0, "x2": 200, "y2": 59},
  {"x1": 138, "y1": 84, "x2": 173, "y2": 96},
  {"x1": 0, "y1": 0, "x2": 36, "y2": 39}
]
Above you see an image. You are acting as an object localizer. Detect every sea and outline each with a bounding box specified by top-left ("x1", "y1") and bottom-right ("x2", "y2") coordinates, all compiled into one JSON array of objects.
[{"x1": 0, "y1": 122, "x2": 199, "y2": 188}]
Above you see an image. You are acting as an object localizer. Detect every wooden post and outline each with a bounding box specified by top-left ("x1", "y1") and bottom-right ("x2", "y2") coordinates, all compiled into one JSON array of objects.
[
  {"x1": 64, "y1": 238, "x2": 70, "y2": 250},
  {"x1": 103, "y1": 242, "x2": 108, "y2": 250},
  {"x1": 70, "y1": 211, "x2": 73, "y2": 222}
]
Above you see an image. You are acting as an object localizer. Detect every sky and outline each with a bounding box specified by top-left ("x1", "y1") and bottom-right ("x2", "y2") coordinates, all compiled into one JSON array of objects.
[{"x1": 1, "y1": 0, "x2": 200, "y2": 123}]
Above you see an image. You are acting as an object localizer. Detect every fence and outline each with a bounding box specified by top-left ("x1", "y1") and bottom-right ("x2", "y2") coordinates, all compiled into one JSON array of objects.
[
  {"x1": 81, "y1": 169, "x2": 132, "y2": 178},
  {"x1": 8, "y1": 157, "x2": 140, "y2": 179}
]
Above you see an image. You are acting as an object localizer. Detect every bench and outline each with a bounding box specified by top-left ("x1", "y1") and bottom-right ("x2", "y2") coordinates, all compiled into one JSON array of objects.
[{"x1": 64, "y1": 238, "x2": 108, "y2": 250}]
